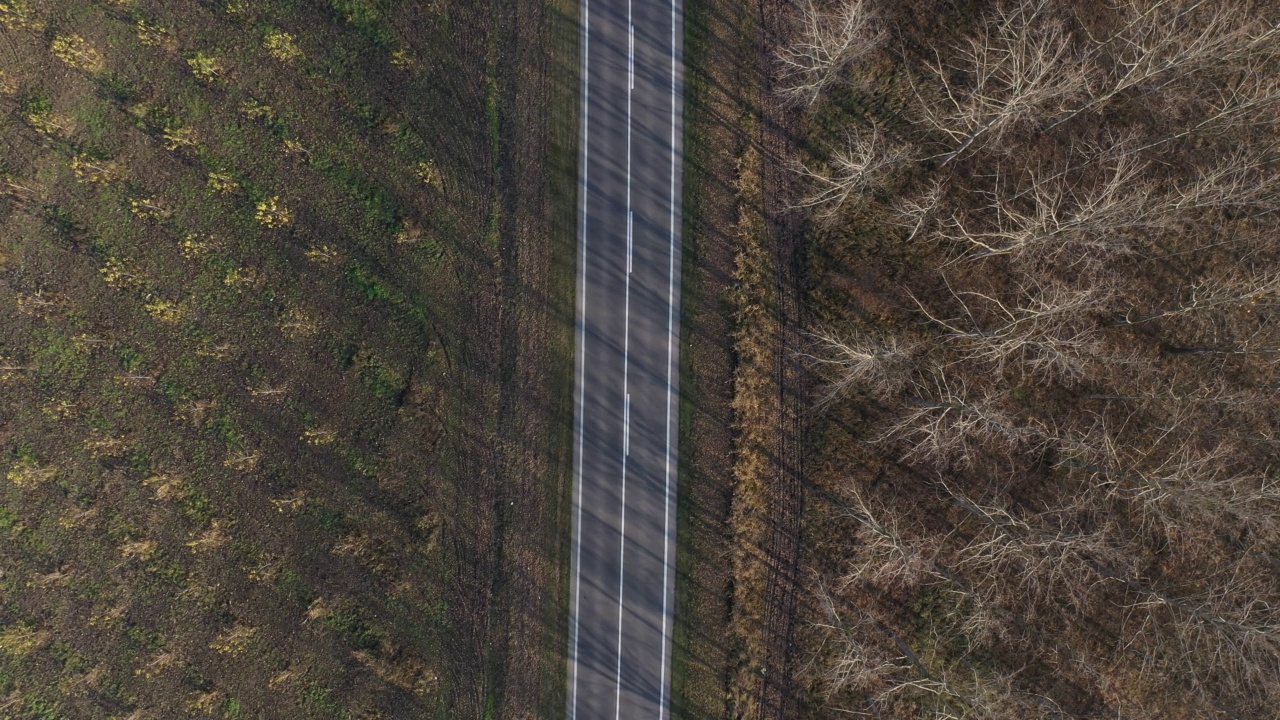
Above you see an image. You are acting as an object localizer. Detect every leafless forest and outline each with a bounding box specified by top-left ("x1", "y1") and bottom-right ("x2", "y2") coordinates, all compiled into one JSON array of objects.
[{"x1": 783, "y1": 0, "x2": 1280, "y2": 716}]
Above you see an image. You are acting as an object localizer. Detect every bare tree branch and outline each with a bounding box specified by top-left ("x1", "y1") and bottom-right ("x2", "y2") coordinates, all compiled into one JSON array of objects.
[
  {"x1": 792, "y1": 125, "x2": 912, "y2": 216},
  {"x1": 777, "y1": 0, "x2": 884, "y2": 105},
  {"x1": 915, "y1": 0, "x2": 1090, "y2": 164}
]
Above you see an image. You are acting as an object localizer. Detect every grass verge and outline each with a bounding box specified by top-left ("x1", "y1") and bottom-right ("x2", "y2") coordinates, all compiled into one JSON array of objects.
[
  {"x1": 539, "y1": 0, "x2": 582, "y2": 714},
  {"x1": 672, "y1": 0, "x2": 807, "y2": 716},
  {"x1": 669, "y1": 0, "x2": 764, "y2": 716}
]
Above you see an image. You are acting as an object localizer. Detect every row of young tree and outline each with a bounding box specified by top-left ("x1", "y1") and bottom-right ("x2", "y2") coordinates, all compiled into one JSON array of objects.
[{"x1": 784, "y1": 0, "x2": 1280, "y2": 716}]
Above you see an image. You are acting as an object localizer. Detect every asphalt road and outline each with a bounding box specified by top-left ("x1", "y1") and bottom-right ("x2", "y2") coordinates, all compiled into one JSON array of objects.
[{"x1": 566, "y1": 0, "x2": 684, "y2": 717}]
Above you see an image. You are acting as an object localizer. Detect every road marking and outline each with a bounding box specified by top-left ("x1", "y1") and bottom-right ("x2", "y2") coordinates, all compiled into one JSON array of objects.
[
  {"x1": 568, "y1": 0, "x2": 590, "y2": 716},
  {"x1": 615, "y1": 0, "x2": 634, "y2": 715},
  {"x1": 571, "y1": 0, "x2": 680, "y2": 716},
  {"x1": 629, "y1": 23, "x2": 635, "y2": 90},
  {"x1": 658, "y1": 0, "x2": 677, "y2": 715}
]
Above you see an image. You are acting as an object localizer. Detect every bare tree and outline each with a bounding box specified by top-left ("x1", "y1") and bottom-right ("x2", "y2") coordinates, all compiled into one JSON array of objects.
[
  {"x1": 1047, "y1": 0, "x2": 1280, "y2": 129},
  {"x1": 792, "y1": 125, "x2": 911, "y2": 217},
  {"x1": 810, "y1": 581, "x2": 913, "y2": 700},
  {"x1": 1110, "y1": 555, "x2": 1280, "y2": 715},
  {"x1": 891, "y1": 178, "x2": 947, "y2": 242},
  {"x1": 935, "y1": 480, "x2": 1121, "y2": 608},
  {"x1": 836, "y1": 483, "x2": 942, "y2": 592},
  {"x1": 1171, "y1": 150, "x2": 1280, "y2": 213},
  {"x1": 813, "y1": 577, "x2": 1054, "y2": 718},
  {"x1": 805, "y1": 328, "x2": 916, "y2": 406},
  {"x1": 878, "y1": 377, "x2": 1045, "y2": 465},
  {"x1": 915, "y1": 0, "x2": 1091, "y2": 164},
  {"x1": 945, "y1": 471, "x2": 1280, "y2": 714},
  {"x1": 1122, "y1": 267, "x2": 1280, "y2": 325},
  {"x1": 932, "y1": 151, "x2": 1162, "y2": 267},
  {"x1": 914, "y1": 278, "x2": 1113, "y2": 381},
  {"x1": 1057, "y1": 420, "x2": 1280, "y2": 537},
  {"x1": 785, "y1": 0, "x2": 1280, "y2": 711},
  {"x1": 777, "y1": 0, "x2": 884, "y2": 105}
]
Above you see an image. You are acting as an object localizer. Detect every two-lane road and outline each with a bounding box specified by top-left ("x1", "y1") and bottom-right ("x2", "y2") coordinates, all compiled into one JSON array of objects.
[{"x1": 567, "y1": 0, "x2": 684, "y2": 717}]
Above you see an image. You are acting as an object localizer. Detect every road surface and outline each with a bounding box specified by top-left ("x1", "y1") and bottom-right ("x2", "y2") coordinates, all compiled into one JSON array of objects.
[{"x1": 566, "y1": 0, "x2": 684, "y2": 717}]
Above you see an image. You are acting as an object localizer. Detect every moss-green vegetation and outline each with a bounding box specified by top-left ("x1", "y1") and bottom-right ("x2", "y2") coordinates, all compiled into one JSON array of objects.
[{"x1": 0, "y1": 0, "x2": 574, "y2": 716}]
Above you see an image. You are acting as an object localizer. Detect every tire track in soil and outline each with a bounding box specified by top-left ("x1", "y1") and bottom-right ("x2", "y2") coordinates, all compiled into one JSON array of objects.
[{"x1": 751, "y1": 0, "x2": 805, "y2": 717}]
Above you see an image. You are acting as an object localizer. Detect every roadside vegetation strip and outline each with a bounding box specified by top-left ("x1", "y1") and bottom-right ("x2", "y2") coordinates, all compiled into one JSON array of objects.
[
  {"x1": 544, "y1": 0, "x2": 584, "y2": 716},
  {"x1": 0, "y1": 0, "x2": 568, "y2": 717},
  {"x1": 669, "y1": 0, "x2": 810, "y2": 716},
  {"x1": 725, "y1": 137, "x2": 784, "y2": 717},
  {"x1": 670, "y1": 0, "x2": 742, "y2": 713}
]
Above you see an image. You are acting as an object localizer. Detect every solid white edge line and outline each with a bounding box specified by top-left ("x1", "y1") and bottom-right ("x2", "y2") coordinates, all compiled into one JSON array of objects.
[
  {"x1": 657, "y1": 0, "x2": 678, "y2": 717},
  {"x1": 568, "y1": 0, "x2": 590, "y2": 716}
]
